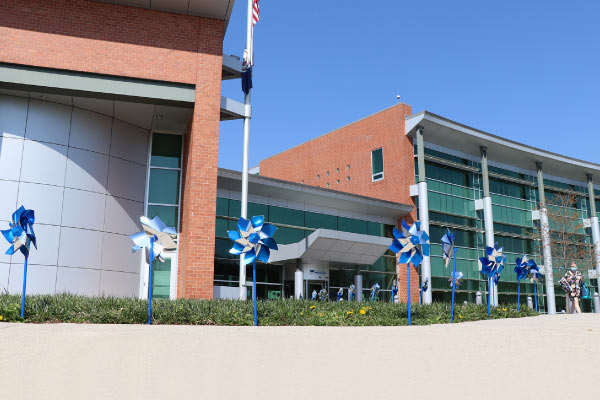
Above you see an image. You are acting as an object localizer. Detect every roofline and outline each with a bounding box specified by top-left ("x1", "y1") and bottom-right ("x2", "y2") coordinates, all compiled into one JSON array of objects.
[
  {"x1": 407, "y1": 110, "x2": 600, "y2": 173},
  {"x1": 260, "y1": 103, "x2": 411, "y2": 163},
  {"x1": 217, "y1": 168, "x2": 414, "y2": 214}
]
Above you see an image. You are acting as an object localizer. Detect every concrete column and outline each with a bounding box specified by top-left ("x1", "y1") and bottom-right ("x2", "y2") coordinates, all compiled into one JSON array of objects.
[
  {"x1": 480, "y1": 147, "x2": 497, "y2": 306},
  {"x1": 354, "y1": 267, "x2": 363, "y2": 302},
  {"x1": 294, "y1": 267, "x2": 303, "y2": 299},
  {"x1": 537, "y1": 163, "x2": 556, "y2": 314},
  {"x1": 587, "y1": 175, "x2": 600, "y2": 292},
  {"x1": 416, "y1": 126, "x2": 432, "y2": 304}
]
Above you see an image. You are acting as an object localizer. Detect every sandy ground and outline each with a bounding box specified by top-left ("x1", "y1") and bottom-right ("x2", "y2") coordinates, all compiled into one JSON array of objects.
[{"x1": 1, "y1": 315, "x2": 599, "y2": 400}]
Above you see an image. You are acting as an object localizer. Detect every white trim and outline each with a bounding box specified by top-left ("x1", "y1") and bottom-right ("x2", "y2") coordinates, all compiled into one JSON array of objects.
[{"x1": 141, "y1": 130, "x2": 184, "y2": 300}]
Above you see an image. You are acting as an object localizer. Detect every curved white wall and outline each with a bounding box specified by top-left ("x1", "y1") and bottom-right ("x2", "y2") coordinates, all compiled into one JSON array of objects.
[{"x1": 0, "y1": 93, "x2": 150, "y2": 297}]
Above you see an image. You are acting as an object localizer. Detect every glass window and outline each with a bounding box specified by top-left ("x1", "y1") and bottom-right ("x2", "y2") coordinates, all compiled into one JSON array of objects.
[
  {"x1": 371, "y1": 148, "x2": 384, "y2": 181},
  {"x1": 147, "y1": 205, "x2": 179, "y2": 229},
  {"x1": 338, "y1": 217, "x2": 368, "y2": 234},
  {"x1": 305, "y1": 212, "x2": 337, "y2": 230},
  {"x1": 151, "y1": 133, "x2": 183, "y2": 168},
  {"x1": 152, "y1": 258, "x2": 172, "y2": 299},
  {"x1": 148, "y1": 169, "x2": 180, "y2": 205}
]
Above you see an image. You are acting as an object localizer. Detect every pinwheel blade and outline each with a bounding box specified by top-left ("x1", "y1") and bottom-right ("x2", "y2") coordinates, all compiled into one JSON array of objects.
[
  {"x1": 259, "y1": 222, "x2": 277, "y2": 239},
  {"x1": 392, "y1": 227, "x2": 404, "y2": 241},
  {"x1": 237, "y1": 217, "x2": 252, "y2": 233},
  {"x1": 256, "y1": 245, "x2": 270, "y2": 263},
  {"x1": 243, "y1": 248, "x2": 257, "y2": 265},
  {"x1": 250, "y1": 215, "x2": 265, "y2": 230},
  {"x1": 261, "y1": 237, "x2": 278, "y2": 250}
]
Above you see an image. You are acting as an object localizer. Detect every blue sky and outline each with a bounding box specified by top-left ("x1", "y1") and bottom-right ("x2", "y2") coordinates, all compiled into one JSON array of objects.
[{"x1": 219, "y1": 1, "x2": 600, "y2": 171}]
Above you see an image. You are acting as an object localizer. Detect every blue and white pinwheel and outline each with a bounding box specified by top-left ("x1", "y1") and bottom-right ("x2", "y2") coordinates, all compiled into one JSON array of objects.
[
  {"x1": 337, "y1": 288, "x2": 344, "y2": 302},
  {"x1": 227, "y1": 216, "x2": 278, "y2": 264},
  {"x1": 527, "y1": 260, "x2": 543, "y2": 312},
  {"x1": 130, "y1": 216, "x2": 177, "y2": 262},
  {"x1": 311, "y1": 290, "x2": 317, "y2": 301},
  {"x1": 389, "y1": 220, "x2": 430, "y2": 267},
  {"x1": 391, "y1": 279, "x2": 398, "y2": 302},
  {"x1": 2, "y1": 206, "x2": 36, "y2": 257},
  {"x1": 449, "y1": 271, "x2": 463, "y2": 288},
  {"x1": 514, "y1": 254, "x2": 536, "y2": 311},
  {"x1": 370, "y1": 283, "x2": 380, "y2": 302},
  {"x1": 441, "y1": 229, "x2": 455, "y2": 268},
  {"x1": 480, "y1": 244, "x2": 506, "y2": 315},
  {"x1": 349, "y1": 284, "x2": 356, "y2": 301},
  {"x1": 389, "y1": 220, "x2": 430, "y2": 325},
  {"x1": 319, "y1": 288, "x2": 328, "y2": 301},
  {"x1": 419, "y1": 277, "x2": 429, "y2": 305},
  {"x1": 2, "y1": 206, "x2": 37, "y2": 318},
  {"x1": 130, "y1": 215, "x2": 177, "y2": 325}
]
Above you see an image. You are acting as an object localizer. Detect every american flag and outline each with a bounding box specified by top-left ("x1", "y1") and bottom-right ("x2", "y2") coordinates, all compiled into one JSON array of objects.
[{"x1": 252, "y1": 0, "x2": 260, "y2": 25}]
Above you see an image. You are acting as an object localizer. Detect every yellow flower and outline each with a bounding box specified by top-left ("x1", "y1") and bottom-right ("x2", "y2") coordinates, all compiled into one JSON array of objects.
[
  {"x1": 0, "y1": 315, "x2": 3, "y2": 321},
  {"x1": 310, "y1": 305, "x2": 316, "y2": 310},
  {"x1": 502, "y1": 308, "x2": 508, "y2": 311},
  {"x1": 458, "y1": 315, "x2": 463, "y2": 319},
  {"x1": 359, "y1": 309, "x2": 367, "y2": 315},
  {"x1": 346, "y1": 311, "x2": 354, "y2": 315},
  {"x1": 318, "y1": 313, "x2": 324, "y2": 317}
]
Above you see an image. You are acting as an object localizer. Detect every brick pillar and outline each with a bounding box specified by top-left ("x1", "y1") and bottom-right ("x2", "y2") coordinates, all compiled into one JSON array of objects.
[{"x1": 177, "y1": 22, "x2": 224, "y2": 299}]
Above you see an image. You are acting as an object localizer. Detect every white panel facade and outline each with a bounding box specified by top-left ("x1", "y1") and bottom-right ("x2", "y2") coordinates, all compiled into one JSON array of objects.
[{"x1": 0, "y1": 94, "x2": 150, "y2": 298}]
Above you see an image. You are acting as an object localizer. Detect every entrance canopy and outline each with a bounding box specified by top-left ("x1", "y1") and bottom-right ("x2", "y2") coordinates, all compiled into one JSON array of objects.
[{"x1": 270, "y1": 229, "x2": 392, "y2": 265}]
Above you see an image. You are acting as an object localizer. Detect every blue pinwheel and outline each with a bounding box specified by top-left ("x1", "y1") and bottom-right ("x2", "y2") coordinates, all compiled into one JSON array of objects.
[
  {"x1": 349, "y1": 284, "x2": 356, "y2": 301},
  {"x1": 1, "y1": 206, "x2": 37, "y2": 318},
  {"x1": 389, "y1": 220, "x2": 430, "y2": 325},
  {"x1": 391, "y1": 279, "x2": 398, "y2": 303},
  {"x1": 480, "y1": 244, "x2": 506, "y2": 316},
  {"x1": 514, "y1": 254, "x2": 536, "y2": 311},
  {"x1": 311, "y1": 290, "x2": 317, "y2": 301},
  {"x1": 420, "y1": 277, "x2": 429, "y2": 305},
  {"x1": 370, "y1": 283, "x2": 381, "y2": 302},
  {"x1": 449, "y1": 271, "x2": 464, "y2": 288},
  {"x1": 227, "y1": 215, "x2": 278, "y2": 326},
  {"x1": 527, "y1": 260, "x2": 543, "y2": 312},
  {"x1": 441, "y1": 229, "x2": 455, "y2": 268},
  {"x1": 337, "y1": 288, "x2": 344, "y2": 302},
  {"x1": 319, "y1": 288, "x2": 328, "y2": 301},
  {"x1": 130, "y1": 215, "x2": 177, "y2": 325}
]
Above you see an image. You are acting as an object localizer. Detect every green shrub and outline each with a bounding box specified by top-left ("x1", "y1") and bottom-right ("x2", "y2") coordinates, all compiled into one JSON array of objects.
[{"x1": 0, "y1": 294, "x2": 537, "y2": 326}]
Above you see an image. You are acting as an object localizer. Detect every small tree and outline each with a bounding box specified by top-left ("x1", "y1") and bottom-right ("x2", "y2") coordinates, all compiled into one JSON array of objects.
[{"x1": 540, "y1": 191, "x2": 593, "y2": 276}]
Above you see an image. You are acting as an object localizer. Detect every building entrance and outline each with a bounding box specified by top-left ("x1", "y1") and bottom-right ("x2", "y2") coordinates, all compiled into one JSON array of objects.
[{"x1": 306, "y1": 280, "x2": 328, "y2": 300}]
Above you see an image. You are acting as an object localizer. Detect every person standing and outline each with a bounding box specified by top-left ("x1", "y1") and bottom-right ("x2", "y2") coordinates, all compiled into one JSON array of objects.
[{"x1": 559, "y1": 263, "x2": 584, "y2": 314}]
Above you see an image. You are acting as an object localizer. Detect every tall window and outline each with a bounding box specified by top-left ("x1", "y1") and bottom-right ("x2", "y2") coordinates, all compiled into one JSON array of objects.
[
  {"x1": 146, "y1": 132, "x2": 183, "y2": 298},
  {"x1": 371, "y1": 148, "x2": 384, "y2": 181}
]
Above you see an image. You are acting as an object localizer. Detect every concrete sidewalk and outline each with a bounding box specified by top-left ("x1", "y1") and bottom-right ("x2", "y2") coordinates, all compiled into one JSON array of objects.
[{"x1": 1, "y1": 315, "x2": 599, "y2": 399}]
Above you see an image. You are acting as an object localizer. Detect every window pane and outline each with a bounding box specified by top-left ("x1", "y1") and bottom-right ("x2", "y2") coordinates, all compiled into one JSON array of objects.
[
  {"x1": 152, "y1": 258, "x2": 171, "y2": 299},
  {"x1": 147, "y1": 205, "x2": 178, "y2": 229},
  {"x1": 151, "y1": 133, "x2": 182, "y2": 168},
  {"x1": 372, "y1": 148, "x2": 383, "y2": 175},
  {"x1": 149, "y1": 169, "x2": 180, "y2": 205}
]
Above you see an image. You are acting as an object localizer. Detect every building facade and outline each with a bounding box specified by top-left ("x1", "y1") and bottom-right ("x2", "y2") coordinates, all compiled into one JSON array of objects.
[
  {"x1": 0, "y1": 0, "x2": 249, "y2": 299},
  {"x1": 260, "y1": 106, "x2": 600, "y2": 312}
]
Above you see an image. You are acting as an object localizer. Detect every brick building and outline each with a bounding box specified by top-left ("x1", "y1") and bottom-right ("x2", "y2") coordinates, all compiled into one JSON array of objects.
[
  {"x1": 259, "y1": 106, "x2": 600, "y2": 312},
  {"x1": 0, "y1": 0, "x2": 248, "y2": 300}
]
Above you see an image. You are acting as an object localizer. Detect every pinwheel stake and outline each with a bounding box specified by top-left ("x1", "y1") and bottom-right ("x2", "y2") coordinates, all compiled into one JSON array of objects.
[
  {"x1": 479, "y1": 244, "x2": 506, "y2": 316},
  {"x1": 228, "y1": 215, "x2": 278, "y2": 326},
  {"x1": 2, "y1": 206, "x2": 36, "y2": 318},
  {"x1": 514, "y1": 255, "x2": 536, "y2": 311},
  {"x1": 389, "y1": 220, "x2": 430, "y2": 326},
  {"x1": 528, "y1": 263, "x2": 543, "y2": 312},
  {"x1": 130, "y1": 216, "x2": 177, "y2": 325},
  {"x1": 449, "y1": 251, "x2": 462, "y2": 323}
]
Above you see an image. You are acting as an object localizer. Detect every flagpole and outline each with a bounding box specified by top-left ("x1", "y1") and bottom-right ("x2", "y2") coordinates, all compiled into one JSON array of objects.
[{"x1": 239, "y1": 0, "x2": 254, "y2": 300}]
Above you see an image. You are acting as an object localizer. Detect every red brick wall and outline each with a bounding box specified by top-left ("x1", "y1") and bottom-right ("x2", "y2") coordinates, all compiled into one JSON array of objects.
[
  {"x1": 0, "y1": 0, "x2": 225, "y2": 299},
  {"x1": 260, "y1": 104, "x2": 420, "y2": 301},
  {"x1": 0, "y1": 0, "x2": 222, "y2": 84}
]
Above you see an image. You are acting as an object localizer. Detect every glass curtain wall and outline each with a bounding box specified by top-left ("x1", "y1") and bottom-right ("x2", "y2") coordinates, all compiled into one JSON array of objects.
[
  {"x1": 146, "y1": 132, "x2": 183, "y2": 299},
  {"x1": 417, "y1": 146, "x2": 598, "y2": 312}
]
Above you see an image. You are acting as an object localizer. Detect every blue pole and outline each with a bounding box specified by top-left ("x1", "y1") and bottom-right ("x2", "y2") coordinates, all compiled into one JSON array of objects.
[
  {"x1": 147, "y1": 237, "x2": 154, "y2": 325},
  {"x1": 450, "y1": 247, "x2": 457, "y2": 323},
  {"x1": 407, "y1": 263, "x2": 411, "y2": 326},
  {"x1": 487, "y1": 276, "x2": 491, "y2": 316},
  {"x1": 253, "y1": 261, "x2": 257, "y2": 326},
  {"x1": 20, "y1": 256, "x2": 28, "y2": 318},
  {"x1": 517, "y1": 279, "x2": 521, "y2": 311},
  {"x1": 419, "y1": 287, "x2": 422, "y2": 305},
  {"x1": 534, "y1": 283, "x2": 538, "y2": 312}
]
